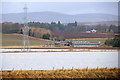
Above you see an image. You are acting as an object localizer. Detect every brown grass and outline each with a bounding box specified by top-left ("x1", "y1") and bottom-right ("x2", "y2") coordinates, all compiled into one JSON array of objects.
[
  {"x1": 1, "y1": 68, "x2": 119, "y2": 79},
  {"x1": 1, "y1": 33, "x2": 115, "y2": 49},
  {"x1": 52, "y1": 32, "x2": 115, "y2": 39},
  {"x1": 2, "y1": 34, "x2": 53, "y2": 47}
]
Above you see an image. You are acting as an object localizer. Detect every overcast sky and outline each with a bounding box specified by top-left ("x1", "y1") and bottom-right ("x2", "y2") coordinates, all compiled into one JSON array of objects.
[
  {"x1": 2, "y1": 2, "x2": 118, "y2": 15},
  {"x1": 1, "y1": 0, "x2": 119, "y2": 2}
]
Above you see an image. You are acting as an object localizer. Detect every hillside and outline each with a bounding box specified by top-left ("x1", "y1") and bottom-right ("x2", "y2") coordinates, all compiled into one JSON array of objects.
[
  {"x1": 2, "y1": 12, "x2": 118, "y2": 23},
  {"x1": 2, "y1": 34, "x2": 53, "y2": 47}
]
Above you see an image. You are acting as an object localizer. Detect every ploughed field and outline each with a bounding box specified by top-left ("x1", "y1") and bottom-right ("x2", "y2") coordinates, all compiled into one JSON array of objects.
[
  {"x1": 2, "y1": 68, "x2": 119, "y2": 78},
  {"x1": 52, "y1": 32, "x2": 115, "y2": 39}
]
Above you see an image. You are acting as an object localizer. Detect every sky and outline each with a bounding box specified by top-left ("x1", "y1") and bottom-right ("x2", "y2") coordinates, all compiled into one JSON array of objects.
[
  {"x1": 2, "y1": 2, "x2": 118, "y2": 15},
  {"x1": 1, "y1": 0, "x2": 120, "y2": 2}
]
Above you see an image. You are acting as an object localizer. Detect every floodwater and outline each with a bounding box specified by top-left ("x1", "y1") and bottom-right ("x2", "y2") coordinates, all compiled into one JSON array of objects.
[
  {"x1": 0, "y1": 49, "x2": 117, "y2": 52},
  {"x1": 0, "y1": 51, "x2": 118, "y2": 70}
]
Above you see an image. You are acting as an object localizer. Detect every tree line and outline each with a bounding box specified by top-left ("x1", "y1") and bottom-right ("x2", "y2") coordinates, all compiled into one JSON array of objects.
[
  {"x1": 2, "y1": 22, "x2": 52, "y2": 40},
  {"x1": 1, "y1": 22, "x2": 119, "y2": 41},
  {"x1": 25, "y1": 21, "x2": 118, "y2": 33},
  {"x1": 2, "y1": 22, "x2": 118, "y2": 34},
  {"x1": 2, "y1": 22, "x2": 21, "y2": 34},
  {"x1": 18, "y1": 27, "x2": 52, "y2": 40}
]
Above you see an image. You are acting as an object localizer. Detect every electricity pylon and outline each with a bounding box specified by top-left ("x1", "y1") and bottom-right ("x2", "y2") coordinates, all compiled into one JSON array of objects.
[{"x1": 22, "y1": 4, "x2": 30, "y2": 51}]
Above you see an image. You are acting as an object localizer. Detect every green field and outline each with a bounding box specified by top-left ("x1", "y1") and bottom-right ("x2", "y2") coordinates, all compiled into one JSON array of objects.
[{"x1": 2, "y1": 34, "x2": 53, "y2": 47}]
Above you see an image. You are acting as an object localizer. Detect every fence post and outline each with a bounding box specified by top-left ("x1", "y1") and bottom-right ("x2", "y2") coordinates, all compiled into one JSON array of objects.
[
  {"x1": 72, "y1": 67, "x2": 74, "y2": 70},
  {"x1": 62, "y1": 67, "x2": 64, "y2": 70},
  {"x1": 53, "y1": 67, "x2": 54, "y2": 70}
]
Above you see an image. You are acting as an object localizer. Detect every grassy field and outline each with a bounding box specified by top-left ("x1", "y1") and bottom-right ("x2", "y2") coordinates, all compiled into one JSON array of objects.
[
  {"x1": 2, "y1": 33, "x2": 110, "y2": 48},
  {"x1": 2, "y1": 68, "x2": 119, "y2": 79},
  {"x1": 2, "y1": 34, "x2": 53, "y2": 47}
]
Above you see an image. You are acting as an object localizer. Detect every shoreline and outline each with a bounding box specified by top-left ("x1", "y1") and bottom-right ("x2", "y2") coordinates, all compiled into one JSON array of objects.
[
  {"x1": 2, "y1": 50, "x2": 118, "y2": 53},
  {"x1": 1, "y1": 47, "x2": 119, "y2": 53},
  {"x1": 1, "y1": 47, "x2": 119, "y2": 49}
]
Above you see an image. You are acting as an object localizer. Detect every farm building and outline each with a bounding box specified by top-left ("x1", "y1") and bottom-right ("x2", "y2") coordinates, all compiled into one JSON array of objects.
[
  {"x1": 91, "y1": 29, "x2": 97, "y2": 33},
  {"x1": 46, "y1": 41, "x2": 69, "y2": 47},
  {"x1": 54, "y1": 41, "x2": 70, "y2": 46},
  {"x1": 86, "y1": 29, "x2": 97, "y2": 33},
  {"x1": 86, "y1": 31, "x2": 91, "y2": 33},
  {"x1": 71, "y1": 41, "x2": 100, "y2": 47},
  {"x1": 46, "y1": 41, "x2": 100, "y2": 47},
  {"x1": 46, "y1": 43, "x2": 54, "y2": 47}
]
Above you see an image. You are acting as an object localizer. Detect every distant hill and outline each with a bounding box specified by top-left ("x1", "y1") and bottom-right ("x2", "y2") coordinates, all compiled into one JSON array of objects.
[{"x1": 2, "y1": 11, "x2": 118, "y2": 23}]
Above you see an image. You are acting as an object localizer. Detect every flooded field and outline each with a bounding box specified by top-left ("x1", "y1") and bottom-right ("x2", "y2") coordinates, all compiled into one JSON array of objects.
[
  {"x1": 0, "y1": 49, "x2": 117, "y2": 52},
  {"x1": 0, "y1": 51, "x2": 118, "y2": 70}
]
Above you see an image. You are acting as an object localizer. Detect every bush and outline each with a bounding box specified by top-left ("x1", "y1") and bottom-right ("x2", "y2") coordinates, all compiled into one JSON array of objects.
[
  {"x1": 105, "y1": 35, "x2": 120, "y2": 47},
  {"x1": 42, "y1": 33, "x2": 51, "y2": 40},
  {"x1": 104, "y1": 39, "x2": 113, "y2": 46}
]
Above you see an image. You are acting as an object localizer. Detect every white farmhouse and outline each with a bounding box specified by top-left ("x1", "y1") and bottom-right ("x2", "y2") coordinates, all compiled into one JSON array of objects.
[{"x1": 91, "y1": 29, "x2": 97, "y2": 33}]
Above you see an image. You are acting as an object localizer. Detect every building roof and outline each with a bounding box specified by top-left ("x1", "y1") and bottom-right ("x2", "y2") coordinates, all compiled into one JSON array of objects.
[
  {"x1": 91, "y1": 29, "x2": 97, "y2": 32},
  {"x1": 71, "y1": 41, "x2": 100, "y2": 45}
]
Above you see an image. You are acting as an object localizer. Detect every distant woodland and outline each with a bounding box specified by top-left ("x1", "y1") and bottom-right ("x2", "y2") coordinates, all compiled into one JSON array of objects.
[
  {"x1": 26, "y1": 21, "x2": 118, "y2": 33},
  {"x1": 1, "y1": 22, "x2": 118, "y2": 40}
]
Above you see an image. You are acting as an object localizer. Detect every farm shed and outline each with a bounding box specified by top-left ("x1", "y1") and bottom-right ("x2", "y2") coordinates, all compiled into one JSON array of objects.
[{"x1": 72, "y1": 41, "x2": 100, "y2": 47}]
